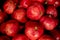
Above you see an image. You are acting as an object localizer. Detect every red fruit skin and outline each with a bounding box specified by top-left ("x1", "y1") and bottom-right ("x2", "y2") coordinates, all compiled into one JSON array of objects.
[
  {"x1": 0, "y1": 10, "x2": 7, "y2": 23},
  {"x1": 12, "y1": 34, "x2": 29, "y2": 40},
  {"x1": 38, "y1": 35, "x2": 55, "y2": 40},
  {"x1": 19, "y1": 0, "x2": 31, "y2": 8},
  {"x1": 25, "y1": 21, "x2": 44, "y2": 40},
  {"x1": 12, "y1": 9, "x2": 27, "y2": 23},
  {"x1": 0, "y1": 20, "x2": 19, "y2": 37},
  {"x1": 54, "y1": 0, "x2": 60, "y2": 7},
  {"x1": 27, "y1": 4, "x2": 45, "y2": 20},
  {"x1": 45, "y1": 0, "x2": 56, "y2": 5},
  {"x1": 40, "y1": 16, "x2": 58, "y2": 30},
  {"x1": 0, "y1": 36, "x2": 10, "y2": 40},
  {"x1": 46, "y1": 6, "x2": 58, "y2": 18},
  {"x1": 3, "y1": 0, "x2": 16, "y2": 14},
  {"x1": 50, "y1": 29, "x2": 60, "y2": 40},
  {"x1": 32, "y1": 0, "x2": 45, "y2": 4}
]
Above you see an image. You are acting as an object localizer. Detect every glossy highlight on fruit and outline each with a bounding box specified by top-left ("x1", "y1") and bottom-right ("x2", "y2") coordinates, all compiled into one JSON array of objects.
[
  {"x1": 12, "y1": 9, "x2": 27, "y2": 23},
  {"x1": 25, "y1": 21, "x2": 44, "y2": 40},
  {"x1": 46, "y1": 6, "x2": 58, "y2": 18},
  {"x1": 27, "y1": 3, "x2": 45, "y2": 20},
  {"x1": 3, "y1": 0, "x2": 16, "y2": 14},
  {"x1": 40, "y1": 15, "x2": 58, "y2": 30},
  {"x1": 0, "y1": 20, "x2": 19, "y2": 37}
]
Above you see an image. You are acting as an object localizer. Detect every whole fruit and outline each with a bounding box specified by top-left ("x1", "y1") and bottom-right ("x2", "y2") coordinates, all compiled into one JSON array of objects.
[
  {"x1": 25, "y1": 21, "x2": 44, "y2": 40},
  {"x1": 3, "y1": 0, "x2": 16, "y2": 14},
  {"x1": 27, "y1": 3, "x2": 45, "y2": 20},
  {"x1": 40, "y1": 15, "x2": 58, "y2": 30},
  {"x1": 38, "y1": 34, "x2": 55, "y2": 40},
  {"x1": 12, "y1": 9, "x2": 27, "y2": 23},
  {"x1": 46, "y1": 6, "x2": 58, "y2": 18},
  {"x1": 12, "y1": 34, "x2": 29, "y2": 40},
  {"x1": 19, "y1": 0, "x2": 31, "y2": 8},
  {"x1": 0, "y1": 20, "x2": 19, "y2": 37},
  {"x1": 0, "y1": 10, "x2": 7, "y2": 23}
]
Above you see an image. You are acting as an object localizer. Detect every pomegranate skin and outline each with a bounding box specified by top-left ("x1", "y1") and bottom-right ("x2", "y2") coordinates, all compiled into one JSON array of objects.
[
  {"x1": 25, "y1": 21, "x2": 44, "y2": 40},
  {"x1": 0, "y1": 10, "x2": 7, "y2": 23},
  {"x1": 38, "y1": 34, "x2": 55, "y2": 40},
  {"x1": 19, "y1": 0, "x2": 31, "y2": 8},
  {"x1": 12, "y1": 9, "x2": 27, "y2": 23},
  {"x1": 27, "y1": 4, "x2": 45, "y2": 20},
  {"x1": 32, "y1": 0, "x2": 45, "y2": 4},
  {"x1": 40, "y1": 16, "x2": 58, "y2": 30},
  {"x1": 46, "y1": 6, "x2": 58, "y2": 18},
  {"x1": 12, "y1": 34, "x2": 29, "y2": 40},
  {"x1": 45, "y1": 0, "x2": 56, "y2": 5},
  {"x1": 3, "y1": 0, "x2": 16, "y2": 14},
  {"x1": 0, "y1": 20, "x2": 19, "y2": 37}
]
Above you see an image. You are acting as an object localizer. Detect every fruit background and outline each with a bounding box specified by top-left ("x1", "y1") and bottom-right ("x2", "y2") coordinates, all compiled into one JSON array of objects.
[{"x1": 0, "y1": 0, "x2": 60, "y2": 40}]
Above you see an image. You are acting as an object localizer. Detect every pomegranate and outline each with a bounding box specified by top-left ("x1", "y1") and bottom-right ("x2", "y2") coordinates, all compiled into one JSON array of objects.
[
  {"x1": 12, "y1": 9, "x2": 27, "y2": 23},
  {"x1": 46, "y1": 6, "x2": 58, "y2": 18},
  {"x1": 40, "y1": 15, "x2": 58, "y2": 30},
  {"x1": 0, "y1": 20, "x2": 19, "y2": 37},
  {"x1": 3, "y1": 0, "x2": 16, "y2": 14},
  {"x1": 25, "y1": 21, "x2": 44, "y2": 40},
  {"x1": 27, "y1": 3, "x2": 45, "y2": 20}
]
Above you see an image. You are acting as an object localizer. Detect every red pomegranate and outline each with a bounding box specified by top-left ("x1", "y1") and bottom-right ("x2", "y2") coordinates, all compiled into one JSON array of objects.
[
  {"x1": 12, "y1": 9, "x2": 27, "y2": 23},
  {"x1": 27, "y1": 3, "x2": 45, "y2": 20},
  {"x1": 0, "y1": 20, "x2": 19, "y2": 37},
  {"x1": 46, "y1": 6, "x2": 58, "y2": 18},
  {"x1": 40, "y1": 15, "x2": 58, "y2": 30},
  {"x1": 25, "y1": 21, "x2": 44, "y2": 40},
  {"x1": 3, "y1": 0, "x2": 16, "y2": 14}
]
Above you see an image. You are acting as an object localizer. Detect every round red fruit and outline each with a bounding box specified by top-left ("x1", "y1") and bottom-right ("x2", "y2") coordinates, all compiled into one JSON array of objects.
[
  {"x1": 25, "y1": 21, "x2": 44, "y2": 40},
  {"x1": 46, "y1": 6, "x2": 58, "y2": 18},
  {"x1": 0, "y1": 20, "x2": 19, "y2": 37},
  {"x1": 40, "y1": 16, "x2": 58, "y2": 30},
  {"x1": 27, "y1": 3, "x2": 45, "y2": 20},
  {"x1": 3, "y1": 0, "x2": 16, "y2": 14},
  {"x1": 12, "y1": 9, "x2": 27, "y2": 23}
]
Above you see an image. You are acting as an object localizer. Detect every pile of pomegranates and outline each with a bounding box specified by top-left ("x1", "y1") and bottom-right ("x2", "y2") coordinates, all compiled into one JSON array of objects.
[{"x1": 0, "y1": 0, "x2": 60, "y2": 40}]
